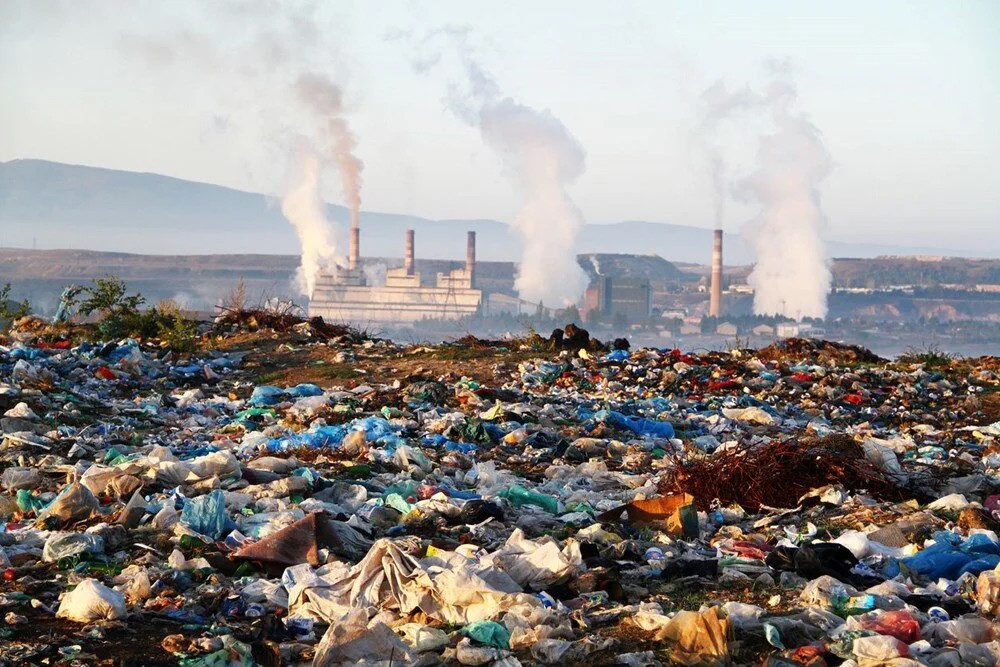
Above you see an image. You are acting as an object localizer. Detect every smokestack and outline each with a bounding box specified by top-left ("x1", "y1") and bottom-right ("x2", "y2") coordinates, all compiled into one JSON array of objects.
[
  {"x1": 404, "y1": 228, "x2": 415, "y2": 276},
  {"x1": 466, "y1": 231, "x2": 476, "y2": 287},
  {"x1": 710, "y1": 229, "x2": 723, "y2": 317},
  {"x1": 349, "y1": 226, "x2": 360, "y2": 271}
]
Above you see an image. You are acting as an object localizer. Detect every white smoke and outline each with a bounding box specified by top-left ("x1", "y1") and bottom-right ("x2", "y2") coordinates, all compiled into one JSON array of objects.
[
  {"x1": 701, "y1": 66, "x2": 832, "y2": 320},
  {"x1": 409, "y1": 27, "x2": 589, "y2": 307},
  {"x1": 114, "y1": 3, "x2": 362, "y2": 299},
  {"x1": 362, "y1": 262, "x2": 387, "y2": 287},
  {"x1": 479, "y1": 99, "x2": 589, "y2": 306},
  {"x1": 282, "y1": 151, "x2": 340, "y2": 297},
  {"x1": 293, "y1": 73, "x2": 364, "y2": 238}
]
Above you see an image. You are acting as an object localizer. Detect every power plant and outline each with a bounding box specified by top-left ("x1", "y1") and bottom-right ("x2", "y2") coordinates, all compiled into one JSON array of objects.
[{"x1": 308, "y1": 226, "x2": 482, "y2": 324}]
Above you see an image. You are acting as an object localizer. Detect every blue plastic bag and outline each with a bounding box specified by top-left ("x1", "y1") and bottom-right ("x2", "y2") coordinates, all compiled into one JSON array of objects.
[
  {"x1": 286, "y1": 383, "x2": 324, "y2": 398},
  {"x1": 605, "y1": 349, "x2": 630, "y2": 362},
  {"x1": 248, "y1": 386, "x2": 286, "y2": 406},
  {"x1": 597, "y1": 410, "x2": 675, "y2": 438},
  {"x1": 902, "y1": 531, "x2": 1000, "y2": 579},
  {"x1": 181, "y1": 490, "x2": 235, "y2": 540}
]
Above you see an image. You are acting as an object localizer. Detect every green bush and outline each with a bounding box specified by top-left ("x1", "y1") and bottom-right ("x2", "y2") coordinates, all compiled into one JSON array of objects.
[
  {"x1": 157, "y1": 312, "x2": 198, "y2": 352},
  {"x1": 0, "y1": 283, "x2": 31, "y2": 331},
  {"x1": 76, "y1": 276, "x2": 198, "y2": 349},
  {"x1": 79, "y1": 276, "x2": 147, "y2": 338}
]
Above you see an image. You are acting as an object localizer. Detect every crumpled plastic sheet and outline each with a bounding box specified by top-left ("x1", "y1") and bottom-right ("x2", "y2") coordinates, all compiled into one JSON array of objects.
[{"x1": 287, "y1": 538, "x2": 536, "y2": 625}]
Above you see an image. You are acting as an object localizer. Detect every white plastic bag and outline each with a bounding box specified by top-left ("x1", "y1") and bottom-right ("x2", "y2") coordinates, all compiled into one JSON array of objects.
[{"x1": 56, "y1": 578, "x2": 127, "y2": 622}]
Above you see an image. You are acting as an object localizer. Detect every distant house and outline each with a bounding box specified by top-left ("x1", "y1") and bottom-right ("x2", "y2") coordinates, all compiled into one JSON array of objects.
[
  {"x1": 776, "y1": 322, "x2": 799, "y2": 338},
  {"x1": 752, "y1": 323, "x2": 775, "y2": 336},
  {"x1": 680, "y1": 323, "x2": 701, "y2": 335},
  {"x1": 716, "y1": 322, "x2": 738, "y2": 336}
]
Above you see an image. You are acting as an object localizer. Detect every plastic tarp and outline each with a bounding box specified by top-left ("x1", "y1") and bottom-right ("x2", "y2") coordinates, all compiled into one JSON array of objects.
[
  {"x1": 312, "y1": 611, "x2": 412, "y2": 667},
  {"x1": 484, "y1": 529, "x2": 584, "y2": 591},
  {"x1": 288, "y1": 538, "x2": 533, "y2": 625},
  {"x1": 234, "y1": 512, "x2": 372, "y2": 572}
]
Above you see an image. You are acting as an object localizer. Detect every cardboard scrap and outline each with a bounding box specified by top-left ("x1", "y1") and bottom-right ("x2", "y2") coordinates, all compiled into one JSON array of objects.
[{"x1": 597, "y1": 494, "x2": 699, "y2": 538}]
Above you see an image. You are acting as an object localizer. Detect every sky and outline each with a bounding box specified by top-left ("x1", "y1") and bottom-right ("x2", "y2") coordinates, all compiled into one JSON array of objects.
[{"x1": 1, "y1": 0, "x2": 998, "y2": 252}]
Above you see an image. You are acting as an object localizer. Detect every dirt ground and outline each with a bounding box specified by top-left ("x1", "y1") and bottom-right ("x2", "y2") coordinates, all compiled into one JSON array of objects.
[{"x1": 217, "y1": 331, "x2": 542, "y2": 390}]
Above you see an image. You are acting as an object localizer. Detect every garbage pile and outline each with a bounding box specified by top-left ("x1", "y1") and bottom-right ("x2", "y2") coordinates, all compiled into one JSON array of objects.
[{"x1": 1, "y1": 325, "x2": 1000, "y2": 666}]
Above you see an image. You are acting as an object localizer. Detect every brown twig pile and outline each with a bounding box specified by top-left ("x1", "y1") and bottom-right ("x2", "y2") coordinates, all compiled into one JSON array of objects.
[
  {"x1": 215, "y1": 306, "x2": 361, "y2": 340},
  {"x1": 660, "y1": 434, "x2": 905, "y2": 511},
  {"x1": 757, "y1": 337, "x2": 884, "y2": 365}
]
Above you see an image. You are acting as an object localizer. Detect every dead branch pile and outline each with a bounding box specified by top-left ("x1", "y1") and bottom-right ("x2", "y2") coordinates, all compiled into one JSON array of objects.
[
  {"x1": 215, "y1": 306, "x2": 362, "y2": 340},
  {"x1": 660, "y1": 434, "x2": 904, "y2": 511}
]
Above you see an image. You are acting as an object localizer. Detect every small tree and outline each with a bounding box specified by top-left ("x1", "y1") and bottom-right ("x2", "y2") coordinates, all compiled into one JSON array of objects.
[
  {"x1": 78, "y1": 276, "x2": 147, "y2": 338},
  {"x1": 223, "y1": 276, "x2": 247, "y2": 314},
  {"x1": 79, "y1": 276, "x2": 145, "y2": 319},
  {"x1": 0, "y1": 283, "x2": 31, "y2": 330}
]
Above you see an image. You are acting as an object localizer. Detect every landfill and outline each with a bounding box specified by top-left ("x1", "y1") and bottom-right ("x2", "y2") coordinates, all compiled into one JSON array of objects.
[{"x1": 2, "y1": 317, "x2": 1000, "y2": 666}]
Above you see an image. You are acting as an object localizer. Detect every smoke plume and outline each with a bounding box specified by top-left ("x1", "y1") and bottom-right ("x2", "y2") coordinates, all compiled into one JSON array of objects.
[
  {"x1": 293, "y1": 73, "x2": 364, "y2": 237},
  {"x1": 412, "y1": 27, "x2": 589, "y2": 307},
  {"x1": 115, "y1": 3, "x2": 362, "y2": 298},
  {"x1": 281, "y1": 151, "x2": 340, "y2": 297},
  {"x1": 701, "y1": 67, "x2": 832, "y2": 320}
]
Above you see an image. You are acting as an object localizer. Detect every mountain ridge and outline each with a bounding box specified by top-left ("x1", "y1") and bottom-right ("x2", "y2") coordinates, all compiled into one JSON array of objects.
[{"x1": 0, "y1": 158, "x2": 982, "y2": 264}]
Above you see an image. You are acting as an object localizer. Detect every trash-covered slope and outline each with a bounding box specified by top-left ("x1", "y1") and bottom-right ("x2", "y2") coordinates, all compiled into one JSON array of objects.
[{"x1": 1, "y1": 323, "x2": 1000, "y2": 666}]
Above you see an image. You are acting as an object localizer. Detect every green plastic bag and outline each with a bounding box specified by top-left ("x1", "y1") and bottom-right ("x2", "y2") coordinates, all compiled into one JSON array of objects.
[
  {"x1": 497, "y1": 484, "x2": 559, "y2": 514},
  {"x1": 460, "y1": 620, "x2": 510, "y2": 649}
]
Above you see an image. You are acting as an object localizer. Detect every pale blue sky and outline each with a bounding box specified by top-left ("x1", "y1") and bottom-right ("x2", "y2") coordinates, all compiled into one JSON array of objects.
[{"x1": 1, "y1": 0, "x2": 998, "y2": 251}]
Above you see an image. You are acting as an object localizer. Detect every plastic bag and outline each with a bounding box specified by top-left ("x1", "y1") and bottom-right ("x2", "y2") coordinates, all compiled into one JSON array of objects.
[
  {"x1": 248, "y1": 385, "x2": 285, "y2": 406},
  {"x1": 599, "y1": 410, "x2": 676, "y2": 438},
  {"x1": 36, "y1": 482, "x2": 99, "y2": 528},
  {"x1": 977, "y1": 568, "x2": 1000, "y2": 617},
  {"x1": 396, "y1": 623, "x2": 450, "y2": 652},
  {"x1": 185, "y1": 450, "x2": 241, "y2": 481},
  {"x1": 0, "y1": 466, "x2": 41, "y2": 490},
  {"x1": 497, "y1": 484, "x2": 559, "y2": 514},
  {"x1": 16, "y1": 488, "x2": 46, "y2": 513},
  {"x1": 858, "y1": 610, "x2": 921, "y2": 643},
  {"x1": 56, "y1": 578, "x2": 127, "y2": 622},
  {"x1": 42, "y1": 533, "x2": 104, "y2": 562},
  {"x1": 461, "y1": 620, "x2": 511, "y2": 649},
  {"x1": 182, "y1": 489, "x2": 235, "y2": 539},
  {"x1": 0, "y1": 494, "x2": 19, "y2": 517},
  {"x1": 118, "y1": 489, "x2": 148, "y2": 528}
]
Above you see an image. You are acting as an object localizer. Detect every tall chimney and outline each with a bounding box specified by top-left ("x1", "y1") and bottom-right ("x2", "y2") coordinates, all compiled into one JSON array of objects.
[
  {"x1": 404, "y1": 228, "x2": 415, "y2": 276},
  {"x1": 349, "y1": 226, "x2": 360, "y2": 271},
  {"x1": 709, "y1": 229, "x2": 723, "y2": 317},
  {"x1": 466, "y1": 231, "x2": 476, "y2": 287}
]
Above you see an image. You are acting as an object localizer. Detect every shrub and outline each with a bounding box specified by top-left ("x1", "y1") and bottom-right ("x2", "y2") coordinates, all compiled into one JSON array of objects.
[
  {"x1": 78, "y1": 276, "x2": 147, "y2": 338},
  {"x1": 0, "y1": 283, "x2": 31, "y2": 331}
]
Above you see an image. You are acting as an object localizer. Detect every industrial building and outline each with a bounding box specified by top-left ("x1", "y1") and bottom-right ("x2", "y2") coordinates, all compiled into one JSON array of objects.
[
  {"x1": 582, "y1": 276, "x2": 652, "y2": 322},
  {"x1": 308, "y1": 229, "x2": 483, "y2": 324}
]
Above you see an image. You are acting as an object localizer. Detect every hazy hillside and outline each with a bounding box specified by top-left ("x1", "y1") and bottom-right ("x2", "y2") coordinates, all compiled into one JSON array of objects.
[
  {"x1": 578, "y1": 253, "x2": 690, "y2": 283},
  {"x1": 0, "y1": 159, "x2": 975, "y2": 264}
]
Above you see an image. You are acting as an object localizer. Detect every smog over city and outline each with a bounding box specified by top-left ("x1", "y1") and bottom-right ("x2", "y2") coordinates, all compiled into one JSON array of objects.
[{"x1": 1, "y1": 2, "x2": 999, "y2": 664}]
